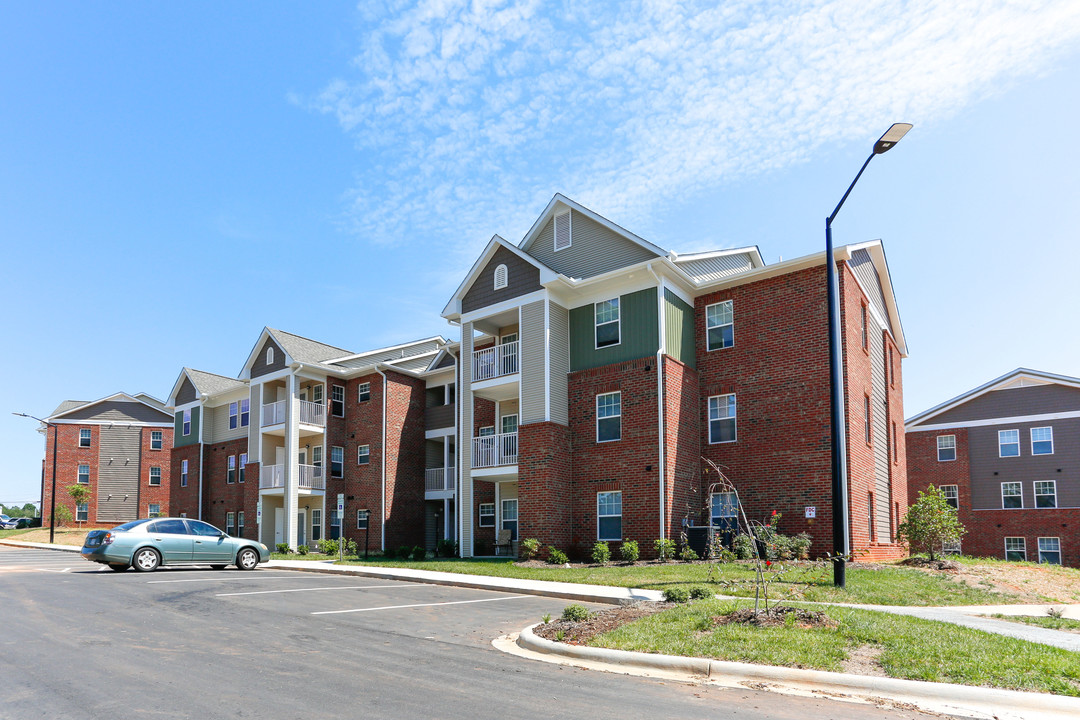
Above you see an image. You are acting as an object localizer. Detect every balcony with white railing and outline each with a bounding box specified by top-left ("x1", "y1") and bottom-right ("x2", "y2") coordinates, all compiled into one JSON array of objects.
[
  {"x1": 261, "y1": 399, "x2": 326, "y2": 436},
  {"x1": 259, "y1": 463, "x2": 325, "y2": 492},
  {"x1": 425, "y1": 467, "x2": 456, "y2": 492},
  {"x1": 472, "y1": 432, "x2": 518, "y2": 469},
  {"x1": 262, "y1": 400, "x2": 286, "y2": 427},
  {"x1": 298, "y1": 400, "x2": 326, "y2": 427},
  {"x1": 472, "y1": 341, "x2": 518, "y2": 382}
]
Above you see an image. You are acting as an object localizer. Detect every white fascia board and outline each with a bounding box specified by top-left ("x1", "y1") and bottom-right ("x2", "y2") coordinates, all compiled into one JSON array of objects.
[
  {"x1": 547, "y1": 262, "x2": 687, "y2": 309},
  {"x1": 906, "y1": 409, "x2": 1080, "y2": 433},
  {"x1": 459, "y1": 289, "x2": 549, "y2": 325},
  {"x1": 905, "y1": 368, "x2": 1080, "y2": 427},
  {"x1": 519, "y1": 193, "x2": 668, "y2": 258},
  {"x1": 669, "y1": 245, "x2": 765, "y2": 269},
  {"x1": 442, "y1": 235, "x2": 557, "y2": 320},
  {"x1": 172, "y1": 399, "x2": 201, "y2": 413},
  {"x1": 250, "y1": 366, "x2": 296, "y2": 385},
  {"x1": 858, "y1": 240, "x2": 908, "y2": 357},
  {"x1": 237, "y1": 327, "x2": 293, "y2": 380},
  {"x1": 844, "y1": 264, "x2": 889, "y2": 331},
  {"x1": 323, "y1": 337, "x2": 446, "y2": 365},
  {"x1": 421, "y1": 368, "x2": 457, "y2": 385},
  {"x1": 383, "y1": 349, "x2": 440, "y2": 367},
  {"x1": 167, "y1": 369, "x2": 194, "y2": 408},
  {"x1": 48, "y1": 418, "x2": 175, "y2": 428}
]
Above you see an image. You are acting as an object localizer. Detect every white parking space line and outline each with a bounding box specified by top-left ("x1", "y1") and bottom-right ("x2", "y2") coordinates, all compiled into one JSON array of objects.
[
  {"x1": 312, "y1": 594, "x2": 531, "y2": 615},
  {"x1": 217, "y1": 583, "x2": 425, "y2": 597},
  {"x1": 147, "y1": 576, "x2": 298, "y2": 584}
]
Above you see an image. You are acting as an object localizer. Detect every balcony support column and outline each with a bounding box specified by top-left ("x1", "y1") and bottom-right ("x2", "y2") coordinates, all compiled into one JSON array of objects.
[{"x1": 284, "y1": 371, "x2": 300, "y2": 550}]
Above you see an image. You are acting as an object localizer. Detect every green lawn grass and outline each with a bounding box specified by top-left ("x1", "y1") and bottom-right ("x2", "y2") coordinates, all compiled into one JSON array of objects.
[
  {"x1": 327, "y1": 556, "x2": 1030, "y2": 606},
  {"x1": 592, "y1": 599, "x2": 1080, "y2": 695},
  {"x1": 0, "y1": 527, "x2": 35, "y2": 540},
  {"x1": 988, "y1": 614, "x2": 1080, "y2": 631}
]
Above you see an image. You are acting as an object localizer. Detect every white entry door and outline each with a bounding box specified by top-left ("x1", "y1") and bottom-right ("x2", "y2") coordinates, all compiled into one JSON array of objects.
[
  {"x1": 274, "y1": 508, "x2": 284, "y2": 546},
  {"x1": 297, "y1": 509, "x2": 307, "y2": 547}
]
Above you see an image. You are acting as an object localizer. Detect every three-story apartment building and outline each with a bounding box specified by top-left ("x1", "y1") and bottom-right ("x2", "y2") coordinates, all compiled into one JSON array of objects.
[{"x1": 907, "y1": 369, "x2": 1080, "y2": 565}]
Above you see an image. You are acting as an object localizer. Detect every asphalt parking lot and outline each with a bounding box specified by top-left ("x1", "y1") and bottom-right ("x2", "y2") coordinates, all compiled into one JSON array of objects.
[{"x1": 1, "y1": 545, "x2": 948, "y2": 720}]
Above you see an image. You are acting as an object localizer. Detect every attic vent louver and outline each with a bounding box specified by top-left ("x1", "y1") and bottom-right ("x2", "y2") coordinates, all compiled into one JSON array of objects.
[
  {"x1": 494, "y1": 264, "x2": 508, "y2": 290},
  {"x1": 554, "y1": 211, "x2": 571, "y2": 251}
]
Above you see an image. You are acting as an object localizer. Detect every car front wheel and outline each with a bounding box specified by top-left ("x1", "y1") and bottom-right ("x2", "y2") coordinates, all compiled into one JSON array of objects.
[
  {"x1": 236, "y1": 547, "x2": 259, "y2": 571},
  {"x1": 133, "y1": 548, "x2": 161, "y2": 572}
]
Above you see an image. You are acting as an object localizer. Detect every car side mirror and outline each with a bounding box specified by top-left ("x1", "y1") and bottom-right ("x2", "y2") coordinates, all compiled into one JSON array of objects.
[{"x1": 219, "y1": 531, "x2": 227, "y2": 538}]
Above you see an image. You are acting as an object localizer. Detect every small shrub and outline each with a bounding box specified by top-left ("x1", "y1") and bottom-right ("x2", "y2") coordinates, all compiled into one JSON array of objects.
[
  {"x1": 555, "y1": 630, "x2": 565, "y2": 642},
  {"x1": 1049, "y1": 607, "x2": 1065, "y2": 619},
  {"x1": 343, "y1": 538, "x2": 358, "y2": 556},
  {"x1": 541, "y1": 613, "x2": 552, "y2": 624},
  {"x1": 436, "y1": 539, "x2": 458, "y2": 558},
  {"x1": 397, "y1": 545, "x2": 413, "y2": 560},
  {"x1": 716, "y1": 548, "x2": 737, "y2": 563},
  {"x1": 678, "y1": 546, "x2": 699, "y2": 562},
  {"x1": 689, "y1": 586, "x2": 713, "y2": 600},
  {"x1": 320, "y1": 538, "x2": 339, "y2": 556},
  {"x1": 520, "y1": 538, "x2": 541, "y2": 561},
  {"x1": 547, "y1": 547, "x2": 569, "y2": 565},
  {"x1": 410, "y1": 545, "x2": 426, "y2": 561},
  {"x1": 653, "y1": 538, "x2": 676, "y2": 561},
  {"x1": 663, "y1": 587, "x2": 691, "y2": 603},
  {"x1": 297, "y1": 545, "x2": 309, "y2": 556},
  {"x1": 591, "y1": 541, "x2": 611, "y2": 564},
  {"x1": 275, "y1": 543, "x2": 290, "y2": 555},
  {"x1": 732, "y1": 533, "x2": 755, "y2": 560},
  {"x1": 561, "y1": 604, "x2": 591, "y2": 622},
  {"x1": 619, "y1": 540, "x2": 640, "y2": 562},
  {"x1": 791, "y1": 533, "x2": 812, "y2": 560}
]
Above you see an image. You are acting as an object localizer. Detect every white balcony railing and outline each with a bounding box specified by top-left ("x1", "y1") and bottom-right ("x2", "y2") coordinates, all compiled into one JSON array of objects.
[
  {"x1": 299, "y1": 400, "x2": 326, "y2": 427},
  {"x1": 425, "y1": 467, "x2": 456, "y2": 492},
  {"x1": 259, "y1": 463, "x2": 324, "y2": 491},
  {"x1": 472, "y1": 432, "x2": 518, "y2": 468},
  {"x1": 262, "y1": 400, "x2": 286, "y2": 427},
  {"x1": 473, "y1": 341, "x2": 519, "y2": 382}
]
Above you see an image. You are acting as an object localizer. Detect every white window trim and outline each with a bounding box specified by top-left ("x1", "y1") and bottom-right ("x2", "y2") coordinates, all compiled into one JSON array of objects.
[
  {"x1": 76, "y1": 503, "x2": 89, "y2": 522},
  {"x1": 1005, "y1": 536, "x2": 1027, "y2": 561},
  {"x1": 266, "y1": 347, "x2": 274, "y2": 365},
  {"x1": 998, "y1": 429, "x2": 1020, "y2": 458},
  {"x1": 181, "y1": 459, "x2": 188, "y2": 488},
  {"x1": 358, "y1": 382, "x2": 371, "y2": 402},
  {"x1": 77, "y1": 464, "x2": 90, "y2": 484},
  {"x1": 332, "y1": 385, "x2": 345, "y2": 417},
  {"x1": 478, "y1": 502, "x2": 495, "y2": 527},
  {"x1": 151, "y1": 430, "x2": 163, "y2": 450},
  {"x1": 227, "y1": 455, "x2": 236, "y2": 484},
  {"x1": 147, "y1": 503, "x2": 160, "y2": 518},
  {"x1": 357, "y1": 444, "x2": 370, "y2": 465},
  {"x1": 594, "y1": 298, "x2": 621, "y2": 350},
  {"x1": 596, "y1": 391, "x2": 622, "y2": 443},
  {"x1": 494, "y1": 263, "x2": 508, "y2": 290},
  {"x1": 79, "y1": 428, "x2": 92, "y2": 447},
  {"x1": 597, "y1": 491, "x2": 622, "y2": 541},
  {"x1": 331, "y1": 446, "x2": 344, "y2": 478},
  {"x1": 357, "y1": 509, "x2": 369, "y2": 530},
  {"x1": 238, "y1": 453, "x2": 247, "y2": 483},
  {"x1": 1030, "y1": 426, "x2": 1054, "y2": 455},
  {"x1": 1038, "y1": 537, "x2": 1062, "y2": 564},
  {"x1": 240, "y1": 399, "x2": 250, "y2": 428},
  {"x1": 238, "y1": 511, "x2": 245, "y2": 535},
  {"x1": 937, "y1": 434, "x2": 956, "y2": 462},
  {"x1": 226, "y1": 512, "x2": 236, "y2": 534},
  {"x1": 229, "y1": 402, "x2": 238, "y2": 429},
  {"x1": 501, "y1": 498, "x2": 518, "y2": 539},
  {"x1": 554, "y1": 210, "x2": 571, "y2": 251},
  {"x1": 149, "y1": 467, "x2": 161, "y2": 486},
  {"x1": 940, "y1": 484, "x2": 959, "y2": 509},
  {"x1": 1035, "y1": 480, "x2": 1057, "y2": 508},
  {"x1": 705, "y1": 300, "x2": 734, "y2": 351},
  {"x1": 501, "y1": 414, "x2": 518, "y2": 435},
  {"x1": 478, "y1": 425, "x2": 495, "y2": 437},
  {"x1": 182, "y1": 409, "x2": 191, "y2": 437},
  {"x1": 1001, "y1": 481, "x2": 1022, "y2": 509},
  {"x1": 708, "y1": 394, "x2": 737, "y2": 444}
]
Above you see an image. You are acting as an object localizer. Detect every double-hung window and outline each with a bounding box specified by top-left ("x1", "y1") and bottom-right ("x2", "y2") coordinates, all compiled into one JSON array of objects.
[
  {"x1": 357, "y1": 445, "x2": 370, "y2": 465},
  {"x1": 239, "y1": 399, "x2": 250, "y2": 427},
  {"x1": 705, "y1": 300, "x2": 733, "y2": 350},
  {"x1": 708, "y1": 394, "x2": 736, "y2": 444},
  {"x1": 1038, "y1": 537, "x2": 1061, "y2": 565},
  {"x1": 76, "y1": 503, "x2": 89, "y2": 522},
  {"x1": 238, "y1": 453, "x2": 247, "y2": 483},
  {"x1": 998, "y1": 429, "x2": 1020, "y2": 457},
  {"x1": 1035, "y1": 481, "x2": 1057, "y2": 508},
  {"x1": 357, "y1": 383, "x2": 371, "y2": 403},
  {"x1": 863, "y1": 396, "x2": 872, "y2": 444},
  {"x1": 1031, "y1": 427, "x2": 1053, "y2": 455},
  {"x1": 148, "y1": 503, "x2": 160, "y2": 518},
  {"x1": 226, "y1": 456, "x2": 236, "y2": 484},
  {"x1": 182, "y1": 409, "x2": 191, "y2": 436},
  {"x1": 238, "y1": 511, "x2": 245, "y2": 537},
  {"x1": 595, "y1": 298, "x2": 620, "y2": 348},
  {"x1": 501, "y1": 499, "x2": 518, "y2": 541},
  {"x1": 596, "y1": 392, "x2": 621, "y2": 443},
  {"x1": 331, "y1": 385, "x2": 345, "y2": 417},
  {"x1": 710, "y1": 492, "x2": 738, "y2": 528},
  {"x1": 1005, "y1": 537, "x2": 1026, "y2": 562},
  {"x1": 311, "y1": 509, "x2": 322, "y2": 541},
  {"x1": 151, "y1": 430, "x2": 163, "y2": 450},
  {"x1": 77, "y1": 464, "x2": 90, "y2": 485},
  {"x1": 149, "y1": 467, "x2": 161, "y2": 486},
  {"x1": 937, "y1": 435, "x2": 956, "y2": 462},
  {"x1": 357, "y1": 509, "x2": 369, "y2": 530},
  {"x1": 181, "y1": 459, "x2": 188, "y2": 487},
  {"x1": 940, "y1": 485, "x2": 959, "y2": 510},
  {"x1": 226, "y1": 512, "x2": 236, "y2": 535},
  {"x1": 1001, "y1": 482, "x2": 1022, "y2": 509},
  {"x1": 229, "y1": 402, "x2": 239, "y2": 430},
  {"x1": 597, "y1": 491, "x2": 622, "y2": 541},
  {"x1": 478, "y1": 503, "x2": 495, "y2": 527},
  {"x1": 79, "y1": 428, "x2": 92, "y2": 447},
  {"x1": 330, "y1": 446, "x2": 344, "y2": 478}
]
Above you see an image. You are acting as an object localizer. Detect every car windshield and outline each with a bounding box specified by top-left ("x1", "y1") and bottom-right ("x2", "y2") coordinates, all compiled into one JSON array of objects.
[{"x1": 111, "y1": 519, "x2": 152, "y2": 532}]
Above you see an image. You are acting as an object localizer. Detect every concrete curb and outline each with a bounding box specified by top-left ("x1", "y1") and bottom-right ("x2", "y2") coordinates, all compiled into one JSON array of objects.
[
  {"x1": 516, "y1": 624, "x2": 1080, "y2": 720},
  {"x1": 0, "y1": 539, "x2": 80, "y2": 552}
]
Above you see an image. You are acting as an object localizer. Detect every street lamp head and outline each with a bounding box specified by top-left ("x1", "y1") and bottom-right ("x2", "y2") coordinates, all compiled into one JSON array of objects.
[{"x1": 873, "y1": 123, "x2": 913, "y2": 154}]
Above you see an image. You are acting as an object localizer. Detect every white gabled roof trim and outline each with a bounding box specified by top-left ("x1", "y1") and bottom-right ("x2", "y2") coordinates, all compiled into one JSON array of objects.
[
  {"x1": 906, "y1": 368, "x2": 1080, "y2": 428},
  {"x1": 49, "y1": 391, "x2": 173, "y2": 423},
  {"x1": 442, "y1": 234, "x2": 558, "y2": 319},
  {"x1": 324, "y1": 336, "x2": 446, "y2": 365},
  {"x1": 669, "y1": 245, "x2": 765, "y2": 268},
  {"x1": 518, "y1": 193, "x2": 668, "y2": 258}
]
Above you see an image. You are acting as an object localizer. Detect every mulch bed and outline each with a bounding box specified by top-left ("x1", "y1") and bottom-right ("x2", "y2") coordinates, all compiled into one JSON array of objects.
[
  {"x1": 532, "y1": 602, "x2": 674, "y2": 644},
  {"x1": 898, "y1": 557, "x2": 960, "y2": 572},
  {"x1": 712, "y1": 604, "x2": 837, "y2": 629}
]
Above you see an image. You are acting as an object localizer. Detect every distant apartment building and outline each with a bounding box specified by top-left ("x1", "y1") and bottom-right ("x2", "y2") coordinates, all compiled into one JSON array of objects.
[
  {"x1": 38, "y1": 393, "x2": 174, "y2": 526},
  {"x1": 906, "y1": 369, "x2": 1080, "y2": 566},
  {"x1": 167, "y1": 194, "x2": 909, "y2": 561}
]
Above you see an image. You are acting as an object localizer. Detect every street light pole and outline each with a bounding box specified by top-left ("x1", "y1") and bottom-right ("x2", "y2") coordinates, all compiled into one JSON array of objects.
[
  {"x1": 825, "y1": 123, "x2": 911, "y2": 588},
  {"x1": 13, "y1": 412, "x2": 58, "y2": 544}
]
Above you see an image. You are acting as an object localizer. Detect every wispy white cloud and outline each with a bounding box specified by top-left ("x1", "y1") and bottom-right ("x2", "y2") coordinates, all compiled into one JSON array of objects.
[{"x1": 307, "y1": 0, "x2": 1080, "y2": 252}]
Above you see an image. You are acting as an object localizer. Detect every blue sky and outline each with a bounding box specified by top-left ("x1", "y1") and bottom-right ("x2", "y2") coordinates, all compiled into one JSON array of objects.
[{"x1": 3, "y1": 1, "x2": 1079, "y2": 506}]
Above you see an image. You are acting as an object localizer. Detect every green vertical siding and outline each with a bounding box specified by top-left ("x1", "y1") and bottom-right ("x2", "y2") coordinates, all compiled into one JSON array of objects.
[
  {"x1": 569, "y1": 288, "x2": 658, "y2": 371},
  {"x1": 173, "y1": 407, "x2": 201, "y2": 448},
  {"x1": 664, "y1": 289, "x2": 696, "y2": 368}
]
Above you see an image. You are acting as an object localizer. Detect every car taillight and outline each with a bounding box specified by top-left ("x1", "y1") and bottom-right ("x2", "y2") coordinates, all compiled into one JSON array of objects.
[{"x1": 102, "y1": 533, "x2": 114, "y2": 545}]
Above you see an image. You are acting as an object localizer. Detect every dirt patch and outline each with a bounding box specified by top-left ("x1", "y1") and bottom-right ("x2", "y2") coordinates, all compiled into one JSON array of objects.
[
  {"x1": 890, "y1": 559, "x2": 1080, "y2": 603},
  {"x1": 533, "y1": 602, "x2": 674, "y2": 644},
  {"x1": 899, "y1": 557, "x2": 960, "y2": 571},
  {"x1": 841, "y1": 644, "x2": 888, "y2": 677},
  {"x1": 3, "y1": 528, "x2": 91, "y2": 546},
  {"x1": 712, "y1": 604, "x2": 837, "y2": 629}
]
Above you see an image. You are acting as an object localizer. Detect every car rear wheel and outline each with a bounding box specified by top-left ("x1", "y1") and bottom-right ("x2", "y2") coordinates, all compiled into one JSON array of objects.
[
  {"x1": 108, "y1": 563, "x2": 129, "y2": 572},
  {"x1": 236, "y1": 547, "x2": 259, "y2": 571},
  {"x1": 133, "y1": 548, "x2": 161, "y2": 572}
]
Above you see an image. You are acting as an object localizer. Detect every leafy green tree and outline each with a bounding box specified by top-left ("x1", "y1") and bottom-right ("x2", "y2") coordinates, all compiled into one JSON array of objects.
[
  {"x1": 898, "y1": 485, "x2": 966, "y2": 561},
  {"x1": 68, "y1": 484, "x2": 93, "y2": 525}
]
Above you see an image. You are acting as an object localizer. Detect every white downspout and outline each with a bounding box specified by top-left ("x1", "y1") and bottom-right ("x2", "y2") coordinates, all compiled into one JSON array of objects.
[
  {"x1": 197, "y1": 397, "x2": 206, "y2": 521},
  {"x1": 375, "y1": 366, "x2": 389, "y2": 552},
  {"x1": 647, "y1": 263, "x2": 666, "y2": 541}
]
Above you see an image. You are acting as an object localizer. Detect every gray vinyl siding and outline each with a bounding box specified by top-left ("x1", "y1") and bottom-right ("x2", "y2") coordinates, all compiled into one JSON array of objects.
[
  {"x1": 664, "y1": 289, "x2": 696, "y2": 368},
  {"x1": 251, "y1": 338, "x2": 286, "y2": 378},
  {"x1": 434, "y1": 353, "x2": 456, "y2": 370},
  {"x1": 868, "y1": 313, "x2": 891, "y2": 539},
  {"x1": 968, "y1": 416, "x2": 1080, "y2": 509},
  {"x1": 520, "y1": 300, "x2": 547, "y2": 424},
  {"x1": 549, "y1": 301, "x2": 570, "y2": 426},
  {"x1": 425, "y1": 440, "x2": 444, "y2": 468},
  {"x1": 569, "y1": 288, "x2": 659, "y2": 372},
  {"x1": 96, "y1": 426, "x2": 141, "y2": 523},
  {"x1": 527, "y1": 211, "x2": 660, "y2": 279},
  {"x1": 460, "y1": 323, "x2": 474, "y2": 555},
  {"x1": 848, "y1": 250, "x2": 893, "y2": 337},
  {"x1": 461, "y1": 245, "x2": 543, "y2": 314},
  {"x1": 248, "y1": 385, "x2": 261, "y2": 463},
  {"x1": 928, "y1": 384, "x2": 1080, "y2": 425},
  {"x1": 173, "y1": 407, "x2": 200, "y2": 448},
  {"x1": 61, "y1": 400, "x2": 171, "y2": 424},
  {"x1": 176, "y1": 378, "x2": 197, "y2": 405},
  {"x1": 205, "y1": 403, "x2": 248, "y2": 444}
]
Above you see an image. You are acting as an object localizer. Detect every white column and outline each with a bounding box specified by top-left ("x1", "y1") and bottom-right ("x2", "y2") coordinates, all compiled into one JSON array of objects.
[{"x1": 284, "y1": 372, "x2": 300, "y2": 549}]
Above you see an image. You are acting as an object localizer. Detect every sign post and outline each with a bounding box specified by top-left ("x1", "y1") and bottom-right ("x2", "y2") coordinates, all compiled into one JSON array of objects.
[{"x1": 337, "y1": 493, "x2": 345, "y2": 561}]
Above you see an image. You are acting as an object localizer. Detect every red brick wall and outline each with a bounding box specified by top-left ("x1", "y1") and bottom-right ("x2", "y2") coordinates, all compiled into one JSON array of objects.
[
  {"x1": 472, "y1": 481, "x2": 497, "y2": 554},
  {"x1": 664, "y1": 356, "x2": 701, "y2": 540},
  {"x1": 140, "y1": 426, "x2": 173, "y2": 519},
  {"x1": 329, "y1": 373, "x2": 381, "y2": 550},
  {"x1": 964, "y1": 509, "x2": 1079, "y2": 565},
  {"x1": 907, "y1": 429, "x2": 970, "y2": 514},
  {"x1": 382, "y1": 371, "x2": 426, "y2": 549},
  {"x1": 518, "y1": 421, "x2": 573, "y2": 550},
  {"x1": 568, "y1": 357, "x2": 660, "y2": 560},
  {"x1": 203, "y1": 438, "x2": 249, "y2": 531},
  {"x1": 170, "y1": 444, "x2": 202, "y2": 519},
  {"x1": 42, "y1": 424, "x2": 101, "y2": 526}
]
